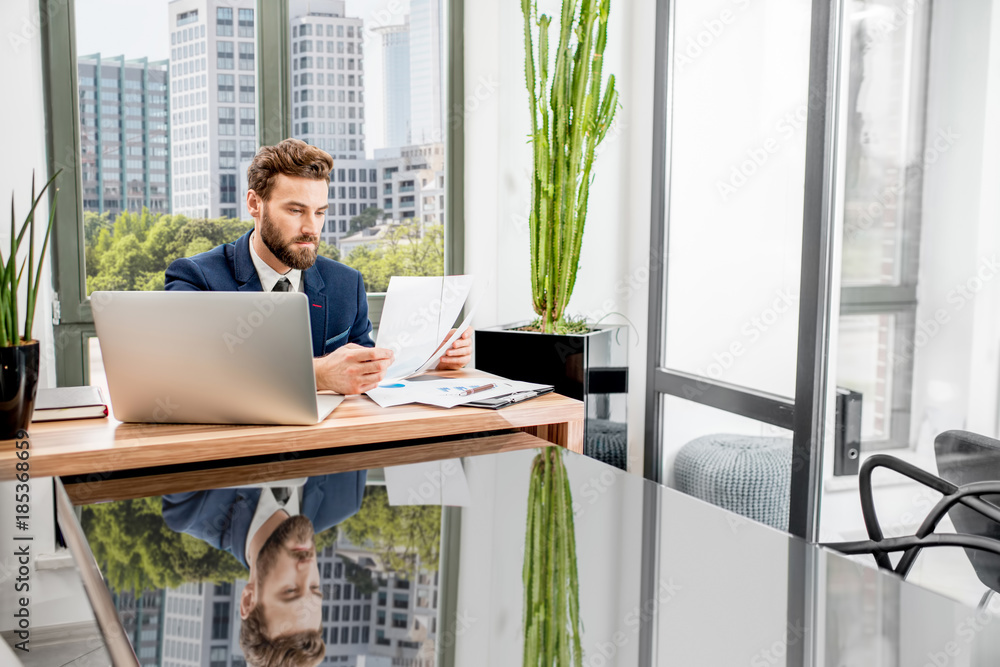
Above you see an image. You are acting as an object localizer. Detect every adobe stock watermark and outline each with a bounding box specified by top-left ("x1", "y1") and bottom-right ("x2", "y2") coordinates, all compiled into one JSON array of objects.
[
  {"x1": 921, "y1": 592, "x2": 1000, "y2": 667},
  {"x1": 571, "y1": 466, "x2": 627, "y2": 519},
  {"x1": 437, "y1": 609, "x2": 477, "y2": 649},
  {"x1": 582, "y1": 578, "x2": 683, "y2": 667},
  {"x1": 715, "y1": 89, "x2": 826, "y2": 203},
  {"x1": 674, "y1": 0, "x2": 756, "y2": 73},
  {"x1": 7, "y1": 0, "x2": 68, "y2": 54},
  {"x1": 223, "y1": 292, "x2": 289, "y2": 353},
  {"x1": 844, "y1": 126, "x2": 959, "y2": 243},
  {"x1": 690, "y1": 288, "x2": 797, "y2": 387},
  {"x1": 859, "y1": 0, "x2": 928, "y2": 54},
  {"x1": 890, "y1": 254, "x2": 999, "y2": 368},
  {"x1": 404, "y1": 459, "x2": 464, "y2": 504},
  {"x1": 750, "y1": 620, "x2": 806, "y2": 667}
]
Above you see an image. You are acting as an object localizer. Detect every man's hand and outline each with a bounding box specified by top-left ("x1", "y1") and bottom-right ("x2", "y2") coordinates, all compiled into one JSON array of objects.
[
  {"x1": 435, "y1": 328, "x2": 472, "y2": 371},
  {"x1": 314, "y1": 344, "x2": 395, "y2": 395}
]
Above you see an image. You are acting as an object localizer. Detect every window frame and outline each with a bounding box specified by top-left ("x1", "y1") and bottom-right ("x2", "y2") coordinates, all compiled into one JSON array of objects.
[{"x1": 42, "y1": 0, "x2": 465, "y2": 386}]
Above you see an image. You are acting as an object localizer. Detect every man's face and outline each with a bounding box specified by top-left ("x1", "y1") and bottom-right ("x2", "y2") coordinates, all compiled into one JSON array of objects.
[
  {"x1": 255, "y1": 174, "x2": 329, "y2": 271},
  {"x1": 250, "y1": 515, "x2": 323, "y2": 637}
]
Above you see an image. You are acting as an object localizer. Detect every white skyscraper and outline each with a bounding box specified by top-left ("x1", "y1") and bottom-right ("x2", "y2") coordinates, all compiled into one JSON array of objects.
[
  {"x1": 408, "y1": 0, "x2": 444, "y2": 144},
  {"x1": 376, "y1": 19, "x2": 412, "y2": 149},
  {"x1": 168, "y1": 0, "x2": 258, "y2": 220},
  {"x1": 289, "y1": 0, "x2": 380, "y2": 245},
  {"x1": 289, "y1": 0, "x2": 365, "y2": 161}
]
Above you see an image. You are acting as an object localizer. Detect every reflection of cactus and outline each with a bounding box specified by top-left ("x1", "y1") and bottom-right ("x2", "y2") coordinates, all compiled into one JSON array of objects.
[
  {"x1": 522, "y1": 0, "x2": 618, "y2": 333},
  {"x1": 522, "y1": 448, "x2": 583, "y2": 666}
]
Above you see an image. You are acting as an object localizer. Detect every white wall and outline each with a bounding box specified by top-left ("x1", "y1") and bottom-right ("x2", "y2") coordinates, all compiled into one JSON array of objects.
[
  {"x1": 0, "y1": 0, "x2": 57, "y2": 388},
  {"x1": 464, "y1": 0, "x2": 655, "y2": 473},
  {"x1": 0, "y1": 0, "x2": 94, "y2": 643}
]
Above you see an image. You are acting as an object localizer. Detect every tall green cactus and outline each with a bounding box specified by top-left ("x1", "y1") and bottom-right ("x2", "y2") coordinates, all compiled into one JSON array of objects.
[
  {"x1": 522, "y1": 447, "x2": 583, "y2": 667},
  {"x1": 523, "y1": 0, "x2": 618, "y2": 333}
]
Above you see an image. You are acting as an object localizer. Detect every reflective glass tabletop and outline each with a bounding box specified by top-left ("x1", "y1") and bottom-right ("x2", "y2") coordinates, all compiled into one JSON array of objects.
[{"x1": 56, "y1": 442, "x2": 1000, "y2": 666}]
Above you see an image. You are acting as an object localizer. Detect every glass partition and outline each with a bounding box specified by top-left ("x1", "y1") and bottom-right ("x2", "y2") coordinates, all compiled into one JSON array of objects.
[{"x1": 652, "y1": 0, "x2": 814, "y2": 505}]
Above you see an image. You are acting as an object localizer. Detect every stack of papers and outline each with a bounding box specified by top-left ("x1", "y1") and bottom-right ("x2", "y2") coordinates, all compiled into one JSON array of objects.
[
  {"x1": 375, "y1": 275, "x2": 478, "y2": 381},
  {"x1": 366, "y1": 378, "x2": 553, "y2": 409}
]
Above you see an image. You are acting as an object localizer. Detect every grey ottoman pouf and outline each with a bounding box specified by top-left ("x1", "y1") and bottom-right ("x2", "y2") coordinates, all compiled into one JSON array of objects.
[
  {"x1": 674, "y1": 434, "x2": 792, "y2": 531},
  {"x1": 585, "y1": 418, "x2": 628, "y2": 471}
]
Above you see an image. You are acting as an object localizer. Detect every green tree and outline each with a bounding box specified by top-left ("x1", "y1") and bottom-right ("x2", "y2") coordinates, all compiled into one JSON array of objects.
[
  {"x1": 340, "y1": 486, "x2": 441, "y2": 578},
  {"x1": 314, "y1": 525, "x2": 339, "y2": 553},
  {"x1": 316, "y1": 240, "x2": 341, "y2": 262},
  {"x1": 84, "y1": 211, "x2": 113, "y2": 246},
  {"x1": 349, "y1": 206, "x2": 383, "y2": 234},
  {"x1": 344, "y1": 559, "x2": 378, "y2": 594},
  {"x1": 82, "y1": 497, "x2": 246, "y2": 593},
  {"x1": 97, "y1": 236, "x2": 152, "y2": 290},
  {"x1": 85, "y1": 213, "x2": 252, "y2": 295},
  {"x1": 342, "y1": 222, "x2": 444, "y2": 293}
]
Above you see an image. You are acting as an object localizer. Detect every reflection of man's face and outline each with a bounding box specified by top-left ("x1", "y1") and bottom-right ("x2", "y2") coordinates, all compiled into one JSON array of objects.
[{"x1": 244, "y1": 514, "x2": 322, "y2": 636}]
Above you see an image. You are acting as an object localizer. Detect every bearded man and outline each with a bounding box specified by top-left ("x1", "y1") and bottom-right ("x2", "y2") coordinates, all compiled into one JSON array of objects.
[{"x1": 165, "y1": 138, "x2": 471, "y2": 393}]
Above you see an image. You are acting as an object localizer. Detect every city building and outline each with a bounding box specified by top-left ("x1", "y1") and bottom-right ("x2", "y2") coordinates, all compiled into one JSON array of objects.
[
  {"x1": 162, "y1": 583, "x2": 208, "y2": 667},
  {"x1": 407, "y1": 0, "x2": 443, "y2": 145},
  {"x1": 289, "y1": 0, "x2": 366, "y2": 161},
  {"x1": 377, "y1": 143, "x2": 445, "y2": 227},
  {"x1": 167, "y1": 0, "x2": 258, "y2": 220},
  {"x1": 288, "y1": 0, "x2": 381, "y2": 245},
  {"x1": 77, "y1": 54, "x2": 170, "y2": 219},
  {"x1": 375, "y1": 19, "x2": 412, "y2": 149},
  {"x1": 112, "y1": 588, "x2": 165, "y2": 667}
]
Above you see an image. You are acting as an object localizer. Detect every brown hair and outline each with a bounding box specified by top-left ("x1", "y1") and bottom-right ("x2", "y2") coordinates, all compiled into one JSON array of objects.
[
  {"x1": 239, "y1": 603, "x2": 325, "y2": 667},
  {"x1": 247, "y1": 138, "x2": 333, "y2": 202}
]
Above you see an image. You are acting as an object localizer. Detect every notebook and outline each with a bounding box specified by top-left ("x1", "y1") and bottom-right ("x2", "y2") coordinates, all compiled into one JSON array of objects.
[{"x1": 32, "y1": 386, "x2": 109, "y2": 422}]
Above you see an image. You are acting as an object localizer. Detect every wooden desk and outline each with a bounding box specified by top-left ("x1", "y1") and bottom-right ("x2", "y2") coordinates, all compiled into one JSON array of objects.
[{"x1": 1, "y1": 370, "x2": 583, "y2": 481}]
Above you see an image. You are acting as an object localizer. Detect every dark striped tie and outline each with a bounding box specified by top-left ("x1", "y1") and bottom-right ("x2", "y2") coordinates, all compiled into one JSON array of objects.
[{"x1": 272, "y1": 277, "x2": 292, "y2": 292}]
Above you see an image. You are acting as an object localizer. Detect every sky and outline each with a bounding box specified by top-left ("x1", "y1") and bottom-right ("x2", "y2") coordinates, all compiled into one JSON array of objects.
[{"x1": 74, "y1": 0, "x2": 412, "y2": 155}]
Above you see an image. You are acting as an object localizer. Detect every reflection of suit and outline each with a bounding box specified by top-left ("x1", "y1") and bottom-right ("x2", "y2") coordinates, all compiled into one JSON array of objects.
[
  {"x1": 162, "y1": 471, "x2": 366, "y2": 569},
  {"x1": 165, "y1": 230, "x2": 374, "y2": 357}
]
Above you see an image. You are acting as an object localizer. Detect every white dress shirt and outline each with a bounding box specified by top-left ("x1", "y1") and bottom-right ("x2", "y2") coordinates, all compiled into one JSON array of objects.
[
  {"x1": 249, "y1": 231, "x2": 304, "y2": 293},
  {"x1": 245, "y1": 485, "x2": 302, "y2": 565}
]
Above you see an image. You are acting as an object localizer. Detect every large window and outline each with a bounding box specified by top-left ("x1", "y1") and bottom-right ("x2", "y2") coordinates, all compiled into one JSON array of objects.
[
  {"x1": 45, "y1": 0, "x2": 464, "y2": 386},
  {"x1": 211, "y1": 602, "x2": 230, "y2": 640},
  {"x1": 834, "y1": 0, "x2": 931, "y2": 450}
]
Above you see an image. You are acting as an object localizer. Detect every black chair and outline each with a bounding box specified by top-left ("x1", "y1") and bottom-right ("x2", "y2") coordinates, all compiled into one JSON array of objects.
[{"x1": 826, "y1": 430, "x2": 1000, "y2": 608}]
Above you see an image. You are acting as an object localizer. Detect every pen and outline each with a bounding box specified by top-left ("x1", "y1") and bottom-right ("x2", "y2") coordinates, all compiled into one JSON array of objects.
[{"x1": 459, "y1": 382, "x2": 497, "y2": 396}]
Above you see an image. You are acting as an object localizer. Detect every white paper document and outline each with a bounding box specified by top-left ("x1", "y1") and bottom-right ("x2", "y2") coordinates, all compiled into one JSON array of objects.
[
  {"x1": 366, "y1": 378, "x2": 552, "y2": 409},
  {"x1": 375, "y1": 275, "x2": 475, "y2": 381},
  {"x1": 365, "y1": 378, "x2": 514, "y2": 408}
]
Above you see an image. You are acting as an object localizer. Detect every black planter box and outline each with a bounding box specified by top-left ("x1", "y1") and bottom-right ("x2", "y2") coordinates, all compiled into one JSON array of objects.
[{"x1": 474, "y1": 323, "x2": 628, "y2": 469}]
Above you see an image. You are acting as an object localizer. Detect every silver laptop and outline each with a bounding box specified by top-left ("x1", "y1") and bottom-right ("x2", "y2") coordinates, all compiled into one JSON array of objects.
[{"x1": 91, "y1": 291, "x2": 344, "y2": 425}]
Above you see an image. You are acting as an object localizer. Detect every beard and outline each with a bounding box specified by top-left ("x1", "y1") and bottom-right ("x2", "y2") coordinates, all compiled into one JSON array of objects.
[
  {"x1": 254, "y1": 514, "x2": 316, "y2": 582},
  {"x1": 260, "y1": 206, "x2": 319, "y2": 271}
]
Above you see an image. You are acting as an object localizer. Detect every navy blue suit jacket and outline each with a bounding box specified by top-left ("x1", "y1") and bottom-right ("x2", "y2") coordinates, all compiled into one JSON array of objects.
[
  {"x1": 165, "y1": 230, "x2": 374, "y2": 357},
  {"x1": 162, "y1": 471, "x2": 367, "y2": 569}
]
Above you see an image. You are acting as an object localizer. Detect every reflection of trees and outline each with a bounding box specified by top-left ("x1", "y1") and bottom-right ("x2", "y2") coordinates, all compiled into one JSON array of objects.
[
  {"x1": 345, "y1": 559, "x2": 379, "y2": 595},
  {"x1": 340, "y1": 486, "x2": 441, "y2": 579},
  {"x1": 82, "y1": 497, "x2": 246, "y2": 593}
]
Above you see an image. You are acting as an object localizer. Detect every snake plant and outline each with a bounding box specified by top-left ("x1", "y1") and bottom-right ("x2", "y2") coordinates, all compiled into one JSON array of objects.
[
  {"x1": 522, "y1": 0, "x2": 618, "y2": 333},
  {"x1": 522, "y1": 447, "x2": 583, "y2": 666},
  {"x1": 1, "y1": 171, "x2": 60, "y2": 347}
]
